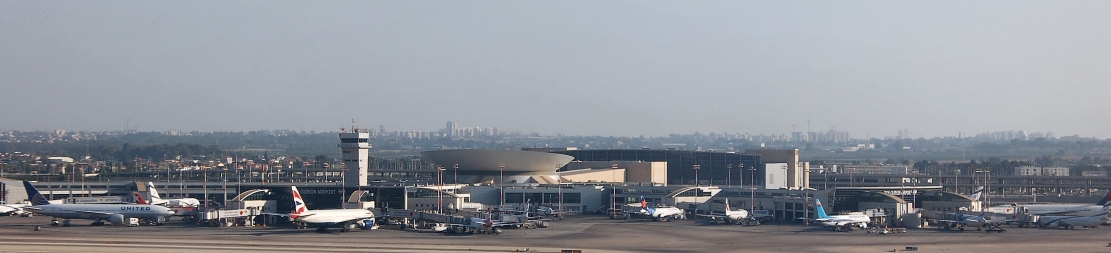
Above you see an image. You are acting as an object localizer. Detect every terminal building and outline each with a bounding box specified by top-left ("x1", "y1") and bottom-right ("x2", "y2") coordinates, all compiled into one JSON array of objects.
[{"x1": 0, "y1": 131, "x2": 1028, "y2": 227}]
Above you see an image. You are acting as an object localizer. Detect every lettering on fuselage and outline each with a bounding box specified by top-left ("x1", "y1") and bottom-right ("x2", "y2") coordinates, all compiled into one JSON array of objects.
[{"x1": 121, "y1": 206, "x2": 152, "y2": 211}]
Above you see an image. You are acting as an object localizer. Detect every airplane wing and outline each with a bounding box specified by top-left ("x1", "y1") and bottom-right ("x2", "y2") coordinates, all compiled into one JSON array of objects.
[
  {"x1": 263, "y1": 212, "x2": 293, "y2": 217},
  {"x1": 74, "y1": 210, "x2": 114, "y2": 218},
  {"x1": 311, "y1": 216, "x2": 372, "y2": 225},
  {"x1": 698, "y1": 214, "x2": 728, "y2": 219}
]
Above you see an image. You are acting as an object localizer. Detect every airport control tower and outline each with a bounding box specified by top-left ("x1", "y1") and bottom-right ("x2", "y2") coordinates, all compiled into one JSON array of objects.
[{"x1": 339, "y1": 128, "x2": 371, "y2": 187}]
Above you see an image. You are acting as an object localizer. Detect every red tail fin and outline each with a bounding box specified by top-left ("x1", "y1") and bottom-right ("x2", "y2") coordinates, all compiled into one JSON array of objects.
[
  {"x1": 135, "y1": 192, "x2": 149, "y2": 204},
  {"x1": 291, "y1": 186, "x2": 308, "y2": 218}
]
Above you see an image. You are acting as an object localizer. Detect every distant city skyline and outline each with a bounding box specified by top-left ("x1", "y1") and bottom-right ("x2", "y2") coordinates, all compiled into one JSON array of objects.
[
  {"x1": 3, "y1": 1, "x2": 1109, "y2": 139},
  {"x1": 0, "y1": 120, "x2": 1083, "y2": 142}
]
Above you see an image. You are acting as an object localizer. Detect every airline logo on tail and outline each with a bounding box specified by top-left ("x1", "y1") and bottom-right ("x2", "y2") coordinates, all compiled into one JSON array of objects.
[
  {"x1": 146, "y1": 182, "x2": 164, "y2": 202},
  {"x1": 814, "y1": 199, "x2": 829, "y2": 219},
  {"x1": 969, "y1": 186, "x2": 985, "y2": 201},
  {"x1": 724, "y1": 199, "x2": 730, "y2": 212},
  {"x1": 291, "y1": 186, "x2": 308, "y2": 219},
  {"x1": 22, "y1": 181, "x2": 51, "y2": 206},
  {"x1": 1096, "y1": 191, "x2": 1111, "y2": 206},
  {"x1": 134, "y1": 192, "x2": 149, "y2": 204}
]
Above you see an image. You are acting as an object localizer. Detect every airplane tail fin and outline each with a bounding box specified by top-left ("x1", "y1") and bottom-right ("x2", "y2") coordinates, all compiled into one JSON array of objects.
[
  {"x1": 291, "y1": 186, "x2": 308, "y2": 217},
  {"x1": 146, "y1": 181, "x2": 163, "y2": 202},
  {"x1": 134, "y1": 192, "x2": 149, "y2": 204},
  {"x1": 970, "y1": 186, "x2": 985, "y2": 201},
  {"x1": 814, "y1": 199, "x2": 828, "y2": 219},
  {"x1": 1096, "y1": 191, "x2": 1111, "y2": 206},
  {"x1": 22, "y1": 181, "x2": 51, "y2": 206},
  {"x1": 724, "y1": 198, "x2": 730, "y2": 212}
]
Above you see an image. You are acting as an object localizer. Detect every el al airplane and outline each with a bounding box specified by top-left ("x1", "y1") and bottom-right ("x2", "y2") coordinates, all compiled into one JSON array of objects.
[
  {"x1": 697, "y1": 198, "x2": 755, "y2": 225},
  {"x1": 987, "y1": 191, "x2": 1111, "y2": 217},
  {"x1": 145, "y1": 182, "x2": 201, "y2": 207},
  {"x1": 22, "y1": 181, "x2": 174, "y2": 226},
  {"x1": 1035, "y1": 203, "x2": 1111, "y2": 229},
  {"x1": 811, "y1": 199, "x2": 871, "y2": 232},
  {"x1": 276, "y1": 186, "x2": 376, "y2": 232}
]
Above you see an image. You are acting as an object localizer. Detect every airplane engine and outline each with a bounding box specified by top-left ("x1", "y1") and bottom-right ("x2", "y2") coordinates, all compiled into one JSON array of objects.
[
  {"x1": 108, "y1": 214, "x2": 126, "y2": 226},
  {"x1": 356, "y1": 220, "x2": 366, "y2": 228}
]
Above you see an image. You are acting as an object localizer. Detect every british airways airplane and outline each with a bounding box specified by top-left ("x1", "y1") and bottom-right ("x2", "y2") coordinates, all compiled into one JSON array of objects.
[{"x1": 22, "y1": 181, "x2": 175, "y2": 226}]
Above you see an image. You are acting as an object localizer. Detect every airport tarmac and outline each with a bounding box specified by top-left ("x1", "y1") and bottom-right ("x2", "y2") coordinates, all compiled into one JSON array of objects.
[{"x1": 1, "y1": 215, "x2": 1110, "y2": 253}]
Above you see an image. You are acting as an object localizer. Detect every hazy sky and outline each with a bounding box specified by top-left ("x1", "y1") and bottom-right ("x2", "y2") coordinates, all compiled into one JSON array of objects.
[{"x1": 3, "y1": 1, "x2": 1109, "y2": 138}]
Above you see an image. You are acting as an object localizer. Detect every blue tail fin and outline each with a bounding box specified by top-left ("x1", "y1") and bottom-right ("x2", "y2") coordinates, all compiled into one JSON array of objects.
[
  {"x1": 1096, "y1": 191, "x2": 1111, "y2": 206},
  {"x1": 814, "y1": 199, "x2": 828, "y2": 219},
  {"x1": 23, "y1": 181, "x2": 51, "y2": 206},
  {"x1": 969, "y1": 186, "x2": 984, "y2": 201}
]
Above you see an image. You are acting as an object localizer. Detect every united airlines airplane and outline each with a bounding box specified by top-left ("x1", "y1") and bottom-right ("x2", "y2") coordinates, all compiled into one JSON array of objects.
[{"x1": 22, "y1": 181, "x2": 175, "y2": 226}]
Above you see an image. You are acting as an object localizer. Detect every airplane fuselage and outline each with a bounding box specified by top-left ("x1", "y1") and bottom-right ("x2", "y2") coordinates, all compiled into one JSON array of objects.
[
  {"x1": 295, "y1": 209, "x2": 375, "y2": 225},
  {"x1": 30, "y1": 204, "x2": 174, "y2": 221}
]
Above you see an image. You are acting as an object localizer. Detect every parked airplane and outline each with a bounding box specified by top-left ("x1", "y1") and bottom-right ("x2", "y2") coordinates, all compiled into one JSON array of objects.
[
  {"x1": 811, "y1": 199, "x2": 871, "y2": 232},
  {"x1": 987, "y1": 191, "x2": 1111, "y2": 217},
  {"x1": 145, "y1": 182, "x2": 200, "y2": 207},
  {"x1": 697, "y1": 199, "x2": 756, "y2": 225},
  {"x1": 462, "y1": 214, "x2": 504, "y2": 234},
  {"x1": 1037, "y1": 208, "x2": 1110, "y2": 229},
  {"x1": 0, "y1": 203, "x2": 30, "y2": 216},
  {"x1": 636, "y1": 198, "x2": 684, "y2": 221},
  {"x1": 21, "y1": 181, "x2": 174, "y2": 226},
  {"x1": 969, "y1": 186, "x2": 984, "y2": 202},
  {"x1": 276, "y1": 186, "x2": 376, "y2": 232}
]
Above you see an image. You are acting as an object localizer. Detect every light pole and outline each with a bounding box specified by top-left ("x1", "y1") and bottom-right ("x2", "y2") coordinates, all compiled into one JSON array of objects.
[
  {"x1": 203, "y1": 166, "x2": 208, "y2": 208},
  {"x1": 437, "y1": 166, "x2": 445, "y2": 214},
  {"x1": 556, "y1": 164, "x2": 563, "y2": 216},
  {"x1": 612, "y1": 164, "x2": 618, "y2": 219},
  {"x1": 693, "y1": 165, "x2": 700, "y2": 186},
  {"x1": 499, "y1": 164, "x2": 505, "y2": 209},
  {"x1": 749, "y1": 166, "x2": 756, "y2": 212},
  {"x1": 727, "y1": 164, "x2": 732, "y2": 188},
  {"x1": 222, "y1": 167, "x2": 228, "y2": 207},
  {"x1": 453, "y1": 164, "x2": 459, "y2": 186},
  {"x1": 692, "y1": 164, "x2": 700, "y2": 214}
]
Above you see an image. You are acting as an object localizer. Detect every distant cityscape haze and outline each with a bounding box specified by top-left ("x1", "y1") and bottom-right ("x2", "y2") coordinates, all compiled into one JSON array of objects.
[{"x1": 2, "y1": 1, "x2": 1109, "y2": 139}]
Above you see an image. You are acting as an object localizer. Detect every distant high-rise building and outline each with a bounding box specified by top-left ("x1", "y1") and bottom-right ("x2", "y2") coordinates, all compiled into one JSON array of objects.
[{"x1": 446, "y1": 121, "x2": 458, "y2": 137}]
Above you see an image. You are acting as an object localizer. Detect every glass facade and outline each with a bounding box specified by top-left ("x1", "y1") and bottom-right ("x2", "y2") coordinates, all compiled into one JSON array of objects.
[
  {"x1": 552, "y1": 149, "x2": 763, "y2": 186},
  {"x1": 504, "y1": 192, "x2": 581, "y2": 204}
]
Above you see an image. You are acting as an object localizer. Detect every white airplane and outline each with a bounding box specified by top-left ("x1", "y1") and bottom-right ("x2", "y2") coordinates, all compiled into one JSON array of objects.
[
  {"x1": 987, "y1": 191, "x2": 1111, "y2": 217},
  {"x1": 697, "y1": 199, "x2": 755, "y2": 225},
  {"x1": 145, "y1": 182, "x2": 200, "y2": 207},
  {"x1": 1036, "y1": 204, "x2": 1111, "y2": 229},
  {"x1": 21, "y1": 181, "x2": 175, "y2": 226},
  {"x1": 0, "y1": 203, "x2": 30, "y2": 216},
  {"x1": 969, "y1": 186, "x2": 984, "y2": 202},
  {"x1": 937, "y1": 211, "x2": 1007, "y2": 232},
  {"x1": 277, "y1": 186, "x2": 376, "y2": 232},
  {"x1": 811, "y1": 199, "x2": 871, "y2": 232},
  {"x1": 636, "y1": 198, "x2": 684, "y2": 222}
]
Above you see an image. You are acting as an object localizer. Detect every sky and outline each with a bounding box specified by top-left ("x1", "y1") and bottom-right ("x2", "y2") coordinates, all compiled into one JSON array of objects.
[{"x1": 2, "y1": 1, "x2": 1109, "y2": 139}]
